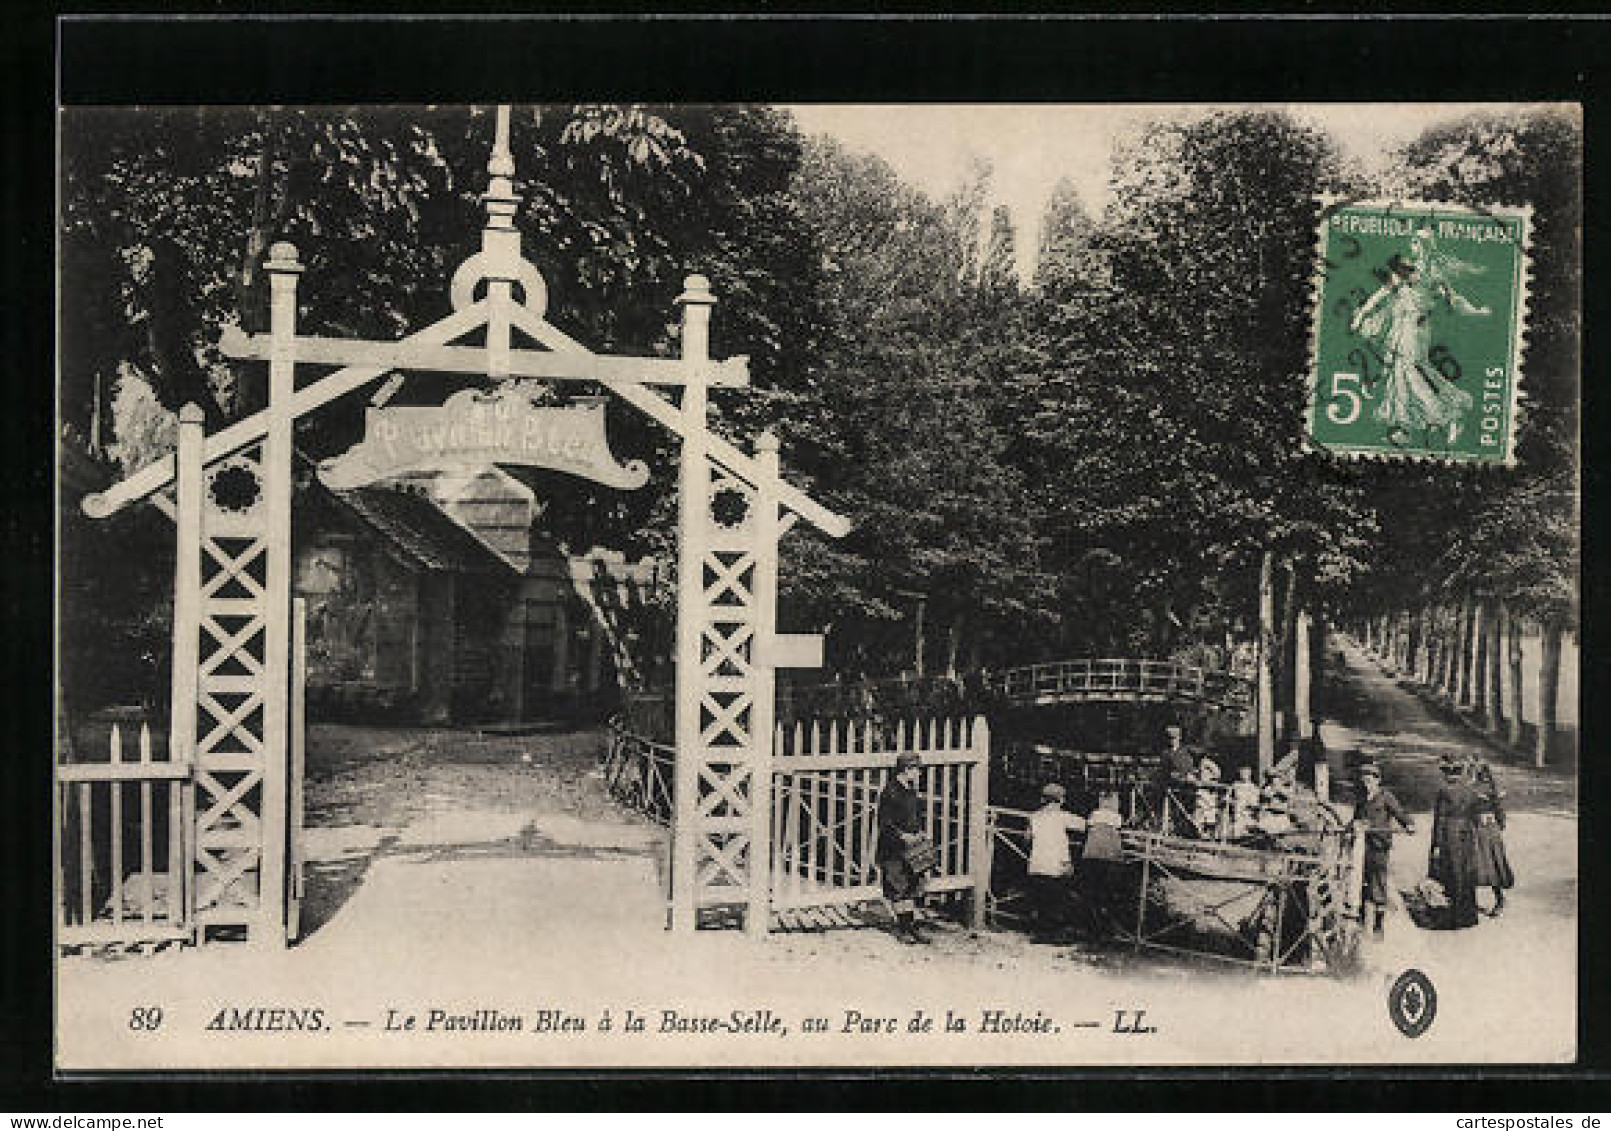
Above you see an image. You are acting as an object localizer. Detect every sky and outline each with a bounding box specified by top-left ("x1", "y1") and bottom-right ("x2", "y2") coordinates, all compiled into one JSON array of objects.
[{"x1": 786, "y1": 103, "x2": 1515, "y2": 281}]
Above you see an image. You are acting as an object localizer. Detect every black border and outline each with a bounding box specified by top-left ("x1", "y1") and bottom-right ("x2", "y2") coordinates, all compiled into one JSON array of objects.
[{"x1": 5, "y1": 8, "x2": 1607, "y2": 1112}]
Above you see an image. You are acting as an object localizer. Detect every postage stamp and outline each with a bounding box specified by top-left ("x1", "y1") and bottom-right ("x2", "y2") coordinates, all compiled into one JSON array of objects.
[{"x1": 1307, "y1": 199, "x2": 1533, "y2": 465}]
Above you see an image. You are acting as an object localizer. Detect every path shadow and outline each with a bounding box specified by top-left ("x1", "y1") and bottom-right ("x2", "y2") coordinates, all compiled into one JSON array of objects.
[
  {"x1": 294, "y1": 822, "x2": 666, "y2": 944},
  {"x1": 296, "y1": 831, "x2": 400, "y2": 943}
]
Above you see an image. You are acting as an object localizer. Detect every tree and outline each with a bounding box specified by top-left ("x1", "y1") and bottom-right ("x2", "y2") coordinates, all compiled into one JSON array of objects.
[
  {"x1": 1032, "y1": 177, "x2": 1100, "y2": 296},
  {"x1": 978, "y1": 205, "x2": 1019, "y2": 295},
  {"x1": 1023, "y1": 111, "x2": 1372, "y2": 685},
  {"x1": 781, "y1": 137, "x2": 1050, "y2": 675}
]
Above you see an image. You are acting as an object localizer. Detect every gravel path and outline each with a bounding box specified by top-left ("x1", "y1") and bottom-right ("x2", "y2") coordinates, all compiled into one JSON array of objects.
[{"x1": 58, "y1": 642, "x2": 1578, "y2": 1069}]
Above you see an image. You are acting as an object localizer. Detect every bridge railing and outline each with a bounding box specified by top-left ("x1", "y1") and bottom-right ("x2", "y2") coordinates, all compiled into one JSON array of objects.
[
  {"x1": 992, "y1": 658, "x2": 1252, "y2": 709},
  {"x1": 602, "y1": 716, "x2": 676, "y2": 826}
]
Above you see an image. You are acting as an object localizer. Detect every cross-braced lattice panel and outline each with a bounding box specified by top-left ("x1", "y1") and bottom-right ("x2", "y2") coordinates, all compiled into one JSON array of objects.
[
  {"x1": 192, "y1": 445, "x2": 274, "y2": 921},
  {"x1": 687, "y1": 467, "x2": 766, "y2": 907}
]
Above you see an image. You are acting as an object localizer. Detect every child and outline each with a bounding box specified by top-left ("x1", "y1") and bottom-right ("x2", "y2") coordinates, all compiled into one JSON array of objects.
[
  {"x1": 1229, "y1": 765, "x2": 1260, "y2": 838},
  {"x1": 1079, "y1": 792, "x2": 1126, "y2": 930},
  {"x1": 1256, "y1": 771, "x2": 1293, "y2": 836},
  {"x1": 1027, "y1": 782, "x2": 1086, "y2": 941},
  {"x1": 1357, "y1": 760, "x2": 1414, "y2": 940},
  {"x1": 1193, "y1": 754, "x2": 1222, "y2": 836},
  {"x1": 1083, "y1": 791, "x2": 1124, "y2": 858}
]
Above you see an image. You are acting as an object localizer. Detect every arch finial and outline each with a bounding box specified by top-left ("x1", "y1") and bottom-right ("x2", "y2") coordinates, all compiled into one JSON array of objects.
[
  {"x1": 482, "y1": 104, "x2": 521, "y2": 232},
  {"x1": 488, "y1": 105, "x2": 514, "y2": 179}
]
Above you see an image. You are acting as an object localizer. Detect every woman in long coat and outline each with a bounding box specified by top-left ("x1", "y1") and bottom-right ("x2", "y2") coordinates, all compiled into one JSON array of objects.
[
  {"x1": 1470, "y1": 759, "x2": 1516, "y2": 916},
  {"x1": 1429, "y1": 757, "x2": 1482, "y2": 929}
]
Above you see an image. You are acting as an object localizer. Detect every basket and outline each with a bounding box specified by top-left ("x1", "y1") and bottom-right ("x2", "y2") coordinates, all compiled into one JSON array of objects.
[{"x1": 904, "y1": 835, "x2": 940, "y2": 874}]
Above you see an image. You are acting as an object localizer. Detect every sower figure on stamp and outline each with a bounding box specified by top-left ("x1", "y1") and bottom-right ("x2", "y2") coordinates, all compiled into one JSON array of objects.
[
  {"x1": 877, "y1": 752, "x2": 936, "y2": 945},
  {"x1": 1026, "y1": 782, "x2": 1086, "y2": 943},
  {"x1": 1349, "y1": 225, "x2": 1489, "y2": 448},
  {"x1": 1355, "y1": 760, "x2": 1414, "y2": 941}
]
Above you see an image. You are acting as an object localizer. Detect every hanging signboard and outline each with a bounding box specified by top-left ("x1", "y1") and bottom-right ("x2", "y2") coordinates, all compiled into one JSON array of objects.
[{"x1": 318, "y1": 387, "x2": 649, "y2": 490}]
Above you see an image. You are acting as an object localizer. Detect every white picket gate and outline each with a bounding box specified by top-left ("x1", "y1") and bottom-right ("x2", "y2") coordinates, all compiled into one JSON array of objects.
[
  {"x1": 57, "y1": 721, "x2": 194, "y2": 947},
  {"x1": 769, "y1": 715, "x2": 991, "y2": 926}
]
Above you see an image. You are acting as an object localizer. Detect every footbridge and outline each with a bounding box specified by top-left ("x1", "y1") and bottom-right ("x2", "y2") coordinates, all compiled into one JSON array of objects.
[{"x1": 989, "y1": 658, "x2": 1253, "y2": 712}]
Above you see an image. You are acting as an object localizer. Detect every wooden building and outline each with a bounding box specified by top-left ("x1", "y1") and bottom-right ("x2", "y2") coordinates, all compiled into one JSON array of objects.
[{"x1": 293, "y1": 465, "x2": 652, "y2": 725}]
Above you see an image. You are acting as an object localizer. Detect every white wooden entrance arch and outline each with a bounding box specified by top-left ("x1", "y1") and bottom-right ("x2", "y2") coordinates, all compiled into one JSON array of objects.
[{"x1": 82, "y1": 107, "x2": 848, "y2": 942}]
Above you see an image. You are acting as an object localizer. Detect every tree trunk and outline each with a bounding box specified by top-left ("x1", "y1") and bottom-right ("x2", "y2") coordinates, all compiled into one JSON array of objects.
[
  {"x1": 1256, "y1": 550, "x2": 1276, "y2": 775},
  {"x1": 1472, "y1": 601, "x2": 1489, "y2": 718},
  {"x1": 1417, "y1": 606, "x2": 1434, "y2": 682},
  {"x1": 231, "y1": 110, "x2": 288, "y2": 417},
  {"x1": 1417, "y1": 612, "x2": 1430, "y2": 683},
  {"x1": 943, "y1": 615, "x2": 963, "y2": 680},
  {"x1": 1429, "y1": 606, "x2": 1444, "y2": 689},
  {"x1": 1311, "y1": 609, "x2": 1328, "y2": 724},
  {"x1": 1428, "y1": 608, "x2": 1442, "y2": 684},
  {"x1": 1457, "y1": 598, "x2": 1478, "y2": 707},
  {"x1": 143, "y1": 237, "x2": 225, "y2": 424},
  {"x1": 1402, "y1": 608, "x2": 1418, "y2": 678},
  {"x1": 1277, "y1": 563, "x2": 1299, "y2": 744},
  {"x1": 1449, "y1": 605, "x2": 1462, "y2": 696},
  {"x1": 1535, "y1": 623, "x2": 1564, "y2": 768},
  {"x1": 1507, "y1": 609, "x2": 1525, "y2": 749},
  {"x1": 1294, "y1": 609, "x2": 1312, "y2": 739},
  {"x1": 1484, "y1": 599, "x2": 1504, "y2": 733},
  {"x1": 912, "y1": 596, "x2": 927, "y2": 679}
]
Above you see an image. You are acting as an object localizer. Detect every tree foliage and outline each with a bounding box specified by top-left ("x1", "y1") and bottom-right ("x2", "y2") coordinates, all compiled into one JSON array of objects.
[{"x1": 59, "y1": 103, "x2": 1579, "y2": 710}]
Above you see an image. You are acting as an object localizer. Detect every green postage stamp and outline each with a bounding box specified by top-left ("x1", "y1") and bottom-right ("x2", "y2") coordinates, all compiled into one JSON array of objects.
[{"x1": 1307, "y1": 199, "x2": 1533, "y2": 464}]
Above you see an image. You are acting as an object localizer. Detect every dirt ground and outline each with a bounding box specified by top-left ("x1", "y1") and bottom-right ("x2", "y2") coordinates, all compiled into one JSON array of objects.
[{"x1": 57, "y1": 637, "x2": 1577, "y2": 1070}]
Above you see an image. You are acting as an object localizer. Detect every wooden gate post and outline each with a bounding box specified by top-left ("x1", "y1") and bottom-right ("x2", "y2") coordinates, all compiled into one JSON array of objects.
[
  {"x1": 968, "y1": 714, "x2": 991, "y2": 930},
  {"x1": 747, "y1": 434, "x2": 781, "y2": 937},
  {"x1": 169, "y1": 403, "x2": 205, "y2": 930},
  {"x1": 671, "y1": 275, "x2": 713, "y2": 933},
  {"x1": 256, "y1": 241, "x2": 302, "y2": 945}
]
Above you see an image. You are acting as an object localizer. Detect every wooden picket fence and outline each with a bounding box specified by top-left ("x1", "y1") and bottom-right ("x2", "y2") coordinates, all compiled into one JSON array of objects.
[
  {"x1": 770, "y1": 715, "x2": 991, "y2": 927},
  {"x1": 57, "y1": 720, "x2": 194, "y2": 947},
  {"x1": 603, "y1": 713, "x2": 994, "y2": 929}
]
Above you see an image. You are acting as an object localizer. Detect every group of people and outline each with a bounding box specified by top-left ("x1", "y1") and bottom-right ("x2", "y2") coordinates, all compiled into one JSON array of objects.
[
  {"x1": 874, "y1": 749, "x2": 1119, "y2": 945},
  {"x1": 874, "y1": 730, "x2": 1516, "y2": 949},
  {"x1": 1351, "y1": 753, "x2": 1515, "y2": 940},
  {"x1": 1159, "y1": 724, "x2": 1298, "y2": 842},
  {"x1": 1429, "y1": 754, "x2": 1515, "y2": 927}
]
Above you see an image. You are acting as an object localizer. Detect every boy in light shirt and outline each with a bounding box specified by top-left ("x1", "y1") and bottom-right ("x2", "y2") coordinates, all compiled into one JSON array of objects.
[{"x1": 1027, "y1": 782, "x2": 1086, "y2": 942}]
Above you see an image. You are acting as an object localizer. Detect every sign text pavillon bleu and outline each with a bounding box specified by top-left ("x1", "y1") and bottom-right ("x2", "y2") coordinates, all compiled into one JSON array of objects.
[{"x1": 318, "y1": 384, "x2": 650, "y2": 490}]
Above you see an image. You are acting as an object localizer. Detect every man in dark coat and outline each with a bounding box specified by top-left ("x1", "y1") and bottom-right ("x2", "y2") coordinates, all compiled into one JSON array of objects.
[
  {"x1": 877, "y1": 751, "x2": 930, "y2": 944},
  {"x1": 1355, "y1": 761, "x2": 1414, "y2": 940},
  {"x1": 1153, "y1": 724, "x2": 1199, "y2": 833},
  {"x1": 1430, "y1": 756, "x2": 1482, "y2": 929}
]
